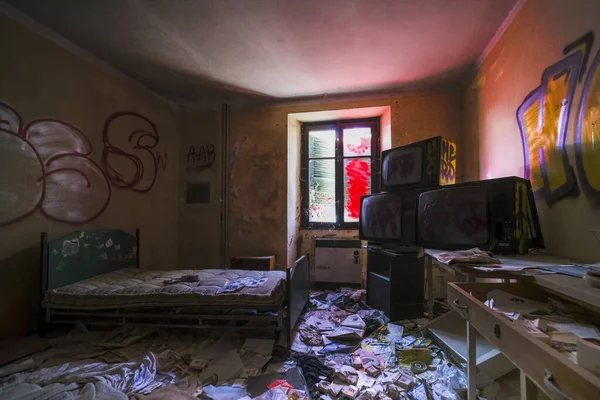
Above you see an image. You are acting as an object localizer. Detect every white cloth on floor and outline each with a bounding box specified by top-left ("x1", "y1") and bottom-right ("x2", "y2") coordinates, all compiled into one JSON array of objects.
[{"x1": 0, "y1": 354, "x2": 156, "y2": 399}]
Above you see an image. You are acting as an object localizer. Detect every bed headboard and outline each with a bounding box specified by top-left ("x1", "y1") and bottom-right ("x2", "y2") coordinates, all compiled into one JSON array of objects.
[{"x1": 41, "y1": 229, "x2": 139, "y2": 292}]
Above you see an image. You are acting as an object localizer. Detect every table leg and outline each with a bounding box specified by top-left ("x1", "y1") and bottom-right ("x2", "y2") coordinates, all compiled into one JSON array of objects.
[
  {"x1": 467, "y1": 321, "x2": 477, "y2": 400},
  {"x1": 520, "y1": 370, "x2": 537, "y2": 400}
]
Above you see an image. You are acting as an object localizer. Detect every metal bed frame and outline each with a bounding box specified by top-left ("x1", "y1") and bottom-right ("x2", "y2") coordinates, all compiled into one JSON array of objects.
[{"x1": 40, "y1": 229, "x2": 310, "y2": 347}]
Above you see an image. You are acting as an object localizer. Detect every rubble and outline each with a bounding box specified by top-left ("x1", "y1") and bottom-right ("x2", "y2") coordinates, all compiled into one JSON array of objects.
[
  {"x1": 291, "y1": 288, "x2": 470, "y2": 400},
  {"x1": 0, "y1": 287, "x2": 473, "y2": 400}
]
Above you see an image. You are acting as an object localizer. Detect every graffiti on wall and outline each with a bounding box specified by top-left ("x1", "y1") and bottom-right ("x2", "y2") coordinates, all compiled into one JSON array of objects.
[
  {"x1": 102, "y1": 112, "x2": 166, "y2": 192},
  {"x1": 517, "y1": 32, "x2": 600, "y2": 205},
  {"x1": 439, "y1": 139, "x2": 457, "y2": 185},
  {"x1": 184, "y1": 144, "x2": 216, "y2": 170},
  {"x1": 0, "y1": 101, "x2": 166, "y2": 226}
]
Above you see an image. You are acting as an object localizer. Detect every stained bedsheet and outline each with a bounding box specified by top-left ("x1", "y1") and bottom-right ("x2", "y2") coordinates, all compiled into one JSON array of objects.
[{"x1": 44, "y1": 269, "x2": 286, "y2": 310}]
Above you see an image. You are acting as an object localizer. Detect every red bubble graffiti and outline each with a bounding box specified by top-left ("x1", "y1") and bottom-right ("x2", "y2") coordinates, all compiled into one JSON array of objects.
[
  {"x1": 0, "y1": 101, "x2": 166, "y2": 226},
  {"x1": 102, "y1": 112, "x2": 163, "y2": 193}
]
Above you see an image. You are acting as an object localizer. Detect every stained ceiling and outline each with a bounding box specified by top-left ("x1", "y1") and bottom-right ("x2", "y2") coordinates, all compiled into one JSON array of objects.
[{"x1": 7, "y1": 0, "x2": 517, "y2": 104}]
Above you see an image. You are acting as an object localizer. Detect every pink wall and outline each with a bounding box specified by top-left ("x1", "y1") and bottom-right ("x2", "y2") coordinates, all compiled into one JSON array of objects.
[{"x1": 470, "y1": 0, "x2": 600, "y2": 261}]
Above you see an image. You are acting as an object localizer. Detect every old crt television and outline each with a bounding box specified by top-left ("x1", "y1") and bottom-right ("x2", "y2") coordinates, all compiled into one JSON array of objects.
[
  {"x1": 417, "y1": 177, "x2": 544, "y2": 255},
  {"x1": 380, "y1": 136, "x2": 456, "y2": 191},
  {"x1": 358, "y1": 189, "x2": 425, "y2": 247}
]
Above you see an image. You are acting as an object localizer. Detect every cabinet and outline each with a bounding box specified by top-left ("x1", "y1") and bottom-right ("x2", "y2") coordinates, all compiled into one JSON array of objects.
[
  {"x1": 230, "y1": 256, "x2": 275, "y2": 271},
  {"x1": 366, "y1": 246, "x2": 424, "y2": 320}
]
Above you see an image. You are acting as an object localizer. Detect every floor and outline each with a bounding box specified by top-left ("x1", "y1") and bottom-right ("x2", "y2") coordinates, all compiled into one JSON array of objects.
[{"x1": 0, "y1": 288, "x2": 524, "y2": 399}]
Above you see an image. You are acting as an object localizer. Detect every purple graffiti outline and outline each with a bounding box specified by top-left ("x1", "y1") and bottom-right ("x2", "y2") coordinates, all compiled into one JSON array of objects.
[
  {"x1": 517, "y1": 51, "x2": 582, "y2": 205},
  {"x1": 575, "y1": 48, "x2": 600, "y2": 200},
  {"x1": 0, "y1": 102, "x2": 111, "y2": 226}
]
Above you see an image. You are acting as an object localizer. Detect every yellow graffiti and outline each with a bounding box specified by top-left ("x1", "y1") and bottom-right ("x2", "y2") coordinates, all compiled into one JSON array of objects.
[
  {"x1": 439, "y1": 138, "x2": 456, "y2": 185},
  {"x1": 520, "y1": 96, "x2": 543, "y2": 191},
  {"x1": 579, "y1": 62, "x2": 600, "y2": 191},
  {"x1": 540, "y1": 71, "x2": 572, "y2": 193}
]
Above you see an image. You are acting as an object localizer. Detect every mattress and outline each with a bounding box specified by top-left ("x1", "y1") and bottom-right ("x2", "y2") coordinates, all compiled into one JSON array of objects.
[{"x1": 44, "y1": 268, "x2": 287, "y2": 310}]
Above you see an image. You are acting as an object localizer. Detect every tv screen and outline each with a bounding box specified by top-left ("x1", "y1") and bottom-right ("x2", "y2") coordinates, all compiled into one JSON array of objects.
[
  {"x1": 359, "y1": 193, "x2": 403, "y2": 241},
  {"x1": 381, "y1": 145, "x2": 423, "y2": 187},
  {"x1": 418, "y1": 186, "x2": 489, "y2": 247}
]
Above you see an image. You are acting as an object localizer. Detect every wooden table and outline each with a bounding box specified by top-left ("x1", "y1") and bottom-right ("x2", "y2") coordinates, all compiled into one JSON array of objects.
[
  {"x1": 434, "y1": 251, "x2": 600, "y2": 400},
  {"x1": 424, "y1": 249, "x2": 582, "y2": 320}
]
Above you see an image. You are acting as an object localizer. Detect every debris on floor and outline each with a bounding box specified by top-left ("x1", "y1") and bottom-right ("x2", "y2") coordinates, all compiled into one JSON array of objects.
[
  {"x1": 0, "y1": 287, "x2": 483, "y2": 399},
  {"x1": 484, "y1": 288, "x2": 600, "y2": 378}
]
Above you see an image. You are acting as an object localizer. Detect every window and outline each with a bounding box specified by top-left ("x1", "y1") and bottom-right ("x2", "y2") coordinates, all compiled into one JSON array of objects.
[{"x1": 301, "y1": 117, "x2": 380, "y2": 229}]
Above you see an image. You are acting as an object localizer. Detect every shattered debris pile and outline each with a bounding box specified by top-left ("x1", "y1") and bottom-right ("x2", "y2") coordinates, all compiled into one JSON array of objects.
[
  {"x1": 291, "y1": 288, "x2": 467, "y2": 400},
  {"x1": 0, "y1": 288, "x2": 468, "y2": 400}
]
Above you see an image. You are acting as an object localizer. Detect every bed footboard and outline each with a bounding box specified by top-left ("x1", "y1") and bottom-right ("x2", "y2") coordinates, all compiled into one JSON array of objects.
[{"x1": 287, "y1": 255, "x2": 310, "y2": 348}]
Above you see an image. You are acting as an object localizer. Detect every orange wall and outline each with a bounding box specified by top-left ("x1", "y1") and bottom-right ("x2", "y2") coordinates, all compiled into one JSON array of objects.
[
  {"x1": 228, "y1": 90, "x2": 465, "y2": 270},
  {"x1": 469, "y1": 0, "x2": 600, "y2": 261},
  {"x1": 0, "y1": 15, "x2": 180, "y2": 338}
]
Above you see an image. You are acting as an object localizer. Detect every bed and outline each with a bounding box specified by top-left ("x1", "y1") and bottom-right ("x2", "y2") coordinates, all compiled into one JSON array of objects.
[{"x1": 40, "y1": 229, "x2": 310, "y2": 347}]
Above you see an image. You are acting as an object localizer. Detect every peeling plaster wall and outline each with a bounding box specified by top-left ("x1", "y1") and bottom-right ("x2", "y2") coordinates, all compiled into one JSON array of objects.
[
  {"x1": 467, "y1": 0, "x2": 600, "y2": 261},
  {"x1": 0, "y1": 16, "x2": 179, "y2": 338},
  {"x1": 228, "y1": 89, "x2": 465, "y2": 274},
  {"x1": 178, "y1": 106, "x2": 222, "y2": 268}
]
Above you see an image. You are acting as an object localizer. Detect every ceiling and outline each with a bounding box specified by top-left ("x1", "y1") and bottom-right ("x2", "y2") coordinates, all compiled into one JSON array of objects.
[{"x1": 7, "y1": 0, "x2": 517, "y2": 104}]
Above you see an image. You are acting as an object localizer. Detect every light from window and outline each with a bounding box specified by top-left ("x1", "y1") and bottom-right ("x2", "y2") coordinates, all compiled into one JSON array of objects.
[{"x1": 302, "y1": 119, "x2": 379, "y2": 228}]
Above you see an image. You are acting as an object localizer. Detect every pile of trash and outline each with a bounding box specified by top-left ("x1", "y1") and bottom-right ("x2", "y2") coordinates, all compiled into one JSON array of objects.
[
  {"x1": 485, "y1": 289, "x2": 600, "y2": 371},
  {"x1": 290, "y1": 288, "x2": 468, "y2": 400},
  {"x1": 0, "y1": 288, "x2": 469, "y2": 400}
]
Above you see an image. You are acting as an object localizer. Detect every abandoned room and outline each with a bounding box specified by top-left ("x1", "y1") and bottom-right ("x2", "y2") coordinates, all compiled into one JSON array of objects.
[{"x1": 1, "y1": 0, "x2": 600, "y2": 398}]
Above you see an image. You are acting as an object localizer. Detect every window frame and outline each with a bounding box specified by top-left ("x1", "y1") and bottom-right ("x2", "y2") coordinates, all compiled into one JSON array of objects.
[{"x1": 300, "y1": 117, "x2": 381, "y2": 230}]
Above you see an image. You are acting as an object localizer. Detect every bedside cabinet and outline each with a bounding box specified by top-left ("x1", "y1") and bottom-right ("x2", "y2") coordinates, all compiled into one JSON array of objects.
[{"x1": 230, "y1": 256, "x2": 276, "y2": 271}]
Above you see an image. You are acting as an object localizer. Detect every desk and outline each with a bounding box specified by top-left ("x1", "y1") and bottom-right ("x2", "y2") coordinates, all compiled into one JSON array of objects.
[
  {"x1": 437, "y1": 252, "x2": 600, "y2": 400},
  {"x1": 424, "y1": 250, "x2": 583, "y2": 320}
]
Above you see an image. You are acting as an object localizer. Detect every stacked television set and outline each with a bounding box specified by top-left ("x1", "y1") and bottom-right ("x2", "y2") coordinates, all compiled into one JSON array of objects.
[{"x1": 359, "y1": 136, "x2": 544, "y2": 255}]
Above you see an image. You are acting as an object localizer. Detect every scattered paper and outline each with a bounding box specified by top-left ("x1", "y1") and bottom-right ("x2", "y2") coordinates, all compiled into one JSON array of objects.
[
  {"x1": 474, "y1": 264, "x2": 537, "y2": 272},
  {"x1": 429, "y1": 248, "x2": 500, "y2": 264},
  {"x1": 305, "y1": 316, "x2": 335, "y2": 332},
  {"x1": 548, "y1": 322, "x2": 600, "y2": 339},
  {"x1": 99, "y1": 252, "x2": 108, "y2": 261},
  {"x1": 240, "y1": 339, "x2": 274, "y2": 355},
  {"x1": 199, "y1": 349, "x2": 244, "y2": 384},
  {"x1": 486, "y1": 289, "x2": 549, "y2": 314},
  {"x1": 387, "y1": 323, "x2": 404, "y2": 337},
  {"x1": 327, "y1": 315, "x2": 366, "y2": 340},
  {"x1": 216, "y1": 277, "x2": 268, "y2": 294},
  {"x1": 106, "y1": 239, "x2": 114, "y2": 248},
  {"x1": 115, "y1": 244, "x2": 121, "y2": 251}
]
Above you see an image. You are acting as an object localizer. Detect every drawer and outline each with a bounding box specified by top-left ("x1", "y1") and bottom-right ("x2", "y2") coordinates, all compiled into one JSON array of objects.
[{"x1": 447, "y1": 282, "x2": 600, "y2": 400}]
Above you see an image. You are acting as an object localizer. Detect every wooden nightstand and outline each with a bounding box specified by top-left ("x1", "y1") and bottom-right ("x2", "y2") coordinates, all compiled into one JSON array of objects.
[{"x1": 230, "y1": 256, "x2": 276, "y2": 271}]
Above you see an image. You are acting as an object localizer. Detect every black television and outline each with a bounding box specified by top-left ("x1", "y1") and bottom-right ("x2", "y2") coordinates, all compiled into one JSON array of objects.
[
  {"x1": 380, "y1": 136, "x2": 456, "y2": 191},
  {"x1": 359, "y1": 176, "x2": 544, "y2": 255},
  {"x1": 417, "y1": 177, "x2": 544, "y2": 254},
  {"x1": 358, "y1": 189, "x2": 423, "y2": 247}
]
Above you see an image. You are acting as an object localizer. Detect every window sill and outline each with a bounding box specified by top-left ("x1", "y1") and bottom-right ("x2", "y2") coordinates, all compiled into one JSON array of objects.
[{"x1": 299, "y1": 226, "x2": 359, "y2": 231}]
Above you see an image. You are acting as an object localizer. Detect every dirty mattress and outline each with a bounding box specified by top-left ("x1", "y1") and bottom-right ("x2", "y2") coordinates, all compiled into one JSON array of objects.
[{"x1": 44, "y1": 268, "x2": 287, "y2": 310}]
